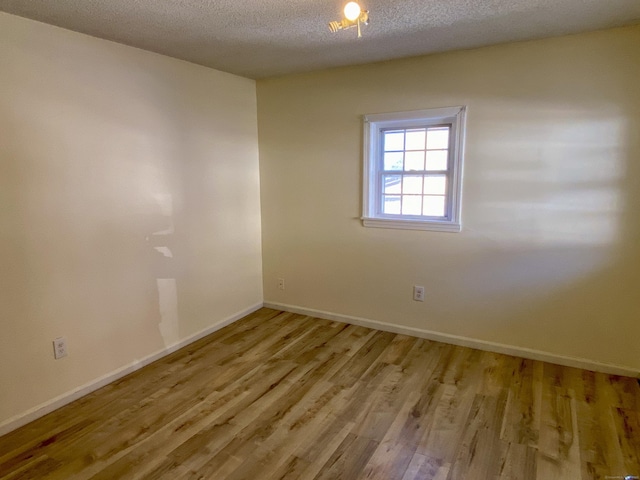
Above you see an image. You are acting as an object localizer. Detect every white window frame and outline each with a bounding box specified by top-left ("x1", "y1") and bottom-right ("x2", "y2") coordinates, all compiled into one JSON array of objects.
[{"x1": 362, "y1": 106, "x2": 466, "y2": 232}]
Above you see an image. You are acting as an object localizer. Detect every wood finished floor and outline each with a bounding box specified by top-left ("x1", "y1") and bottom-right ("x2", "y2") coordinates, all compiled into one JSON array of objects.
[{"x1": 1, "y1": 308, "x2": 639, "y2": 480}]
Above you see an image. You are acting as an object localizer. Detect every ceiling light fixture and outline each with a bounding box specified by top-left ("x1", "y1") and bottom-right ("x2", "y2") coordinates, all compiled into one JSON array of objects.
[{"x1": 329, "y1": 1, "x2": 369, "y2": 38}]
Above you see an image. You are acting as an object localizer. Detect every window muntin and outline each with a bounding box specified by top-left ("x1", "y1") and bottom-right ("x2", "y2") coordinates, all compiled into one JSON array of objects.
[{"x1": 362, "y1": 107, "x2": 466, "y2": 232}]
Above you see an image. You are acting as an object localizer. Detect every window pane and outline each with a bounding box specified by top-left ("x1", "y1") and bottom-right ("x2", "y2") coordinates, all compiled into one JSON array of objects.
[
  {"x1": 405, "y1": 129, "x2": 426, "y2": 150},
  {"x1": 424, "y1": 175, "x2": 446, "y2": 195},
  {"x1": 402, "y1": 195, "x2": 422, "y2": 215},
  {"x1": 423, "y1": 196, "x2": 446, "y2": 217},
  {"x1": 404, "y1": 151, "x2": 425, "y2": 171},
  {"x1": 383, "y1": 195, "x2": 401, "y2": 214},
  {"x1": 383, "y1": 175, "x2": 402, "y2": 194},
  {"x1": 384, "y1": 131, "x2": 405, "y2": 151},
  {"x1": 403, "y1": 175, "x2": 423, "y2": 194},
  {"x1": 426, "y1": 150, "x2": 448, "y2": 170},
  {"x1": 427, "y1": 127, "x2": 449, "y2": 150},
  {"x1": 384, "y1": 152, "x2": 404, "y2": 171}
]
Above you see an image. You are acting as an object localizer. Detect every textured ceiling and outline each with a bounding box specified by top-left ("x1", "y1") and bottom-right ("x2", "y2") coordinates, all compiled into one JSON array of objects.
[{"x1": 1, "y1": 0, "x2": 639, "y2": 78}]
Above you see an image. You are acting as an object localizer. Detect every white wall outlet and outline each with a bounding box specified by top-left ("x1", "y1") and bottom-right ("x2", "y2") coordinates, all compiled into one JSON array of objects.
[
  {"x1": 53, "y1": 337, "x2": 68, "y2": 359},
  {"x1": 413, "y1": 285, "x2": 425, "y2": 302},
  {"x1": 277, "y1": 278, "x2": 285, "y2": 290}
]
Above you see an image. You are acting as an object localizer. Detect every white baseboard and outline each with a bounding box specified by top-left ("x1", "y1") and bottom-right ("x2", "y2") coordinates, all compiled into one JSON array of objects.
[
  {"x1": 0, "y1": 302, "x2": 263, "y2": 437},
  {"x1": 264, "y1": 302, "x2": 639, "y2": 379}
]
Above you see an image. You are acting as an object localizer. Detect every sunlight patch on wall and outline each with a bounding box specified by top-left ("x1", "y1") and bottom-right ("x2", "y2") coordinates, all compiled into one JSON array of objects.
[
  {"x1": 448, "y1": 105, "x2": 631, "y2": 308},
  {"x1": 157, "y1": 279, "x2": 179, "y2": 346},
  {"x1": 147, "y1": 194, "x2": 179, "y2": 347},
  {"x1": 468, "y1": 107, "x2": 626, "y2": 248}
]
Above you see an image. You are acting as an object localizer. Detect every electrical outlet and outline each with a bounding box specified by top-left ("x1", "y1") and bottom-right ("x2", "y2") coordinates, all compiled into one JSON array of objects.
[
  {"x1": 277, "y1": 278, "x2": 285, "y2": 290},
  {"x1": 413, "y1": 286, "x2": 425, "y2": 302},
  {"x1": 53, "y1": 337, "x2": 68, "y2": 359}
]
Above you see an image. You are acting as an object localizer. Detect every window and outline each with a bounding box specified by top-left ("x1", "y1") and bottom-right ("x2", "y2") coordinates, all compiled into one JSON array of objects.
[{"x1": 362, "y1": 106, "x2": 466, "y2": 232}]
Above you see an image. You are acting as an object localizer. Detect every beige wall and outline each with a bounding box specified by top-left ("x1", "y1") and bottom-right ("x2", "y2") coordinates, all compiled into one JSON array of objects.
[
  {"x1": 0, "y1": 13, "x2": 263, "y2": 426},
  {"x1": 258, "y1": 25, "x2": 640, "y2": 372}
]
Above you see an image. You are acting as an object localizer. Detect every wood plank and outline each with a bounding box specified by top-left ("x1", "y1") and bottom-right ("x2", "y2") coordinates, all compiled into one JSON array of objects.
[
  {"x1": 535, "y1": 364, "x2": 582, "y2": 480},
  {"x1": 313, "y1": 433, "x2": 379, "y2": 480},
  {"x1": 401, "y1": 453, "x2": 450, "y2": 480},
  {"x1": 500, "y1": 358, "x2": 539, "y2": 446}
]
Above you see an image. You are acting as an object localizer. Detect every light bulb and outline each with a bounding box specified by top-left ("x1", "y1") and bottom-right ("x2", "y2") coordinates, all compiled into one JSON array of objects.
[{"x1": 343, "y1": 1, "x2": 361, "y2": 22}]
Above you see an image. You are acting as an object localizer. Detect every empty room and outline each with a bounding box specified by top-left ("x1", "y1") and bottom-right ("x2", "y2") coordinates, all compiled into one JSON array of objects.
[{"x1": 1, "y1": 0, "x2": 639, "y2": 478}]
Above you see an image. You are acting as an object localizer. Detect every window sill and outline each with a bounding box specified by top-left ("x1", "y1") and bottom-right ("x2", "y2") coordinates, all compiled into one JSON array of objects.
[{"x1": 361, "y1": 217, "x2": 461, "y2": 232}]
